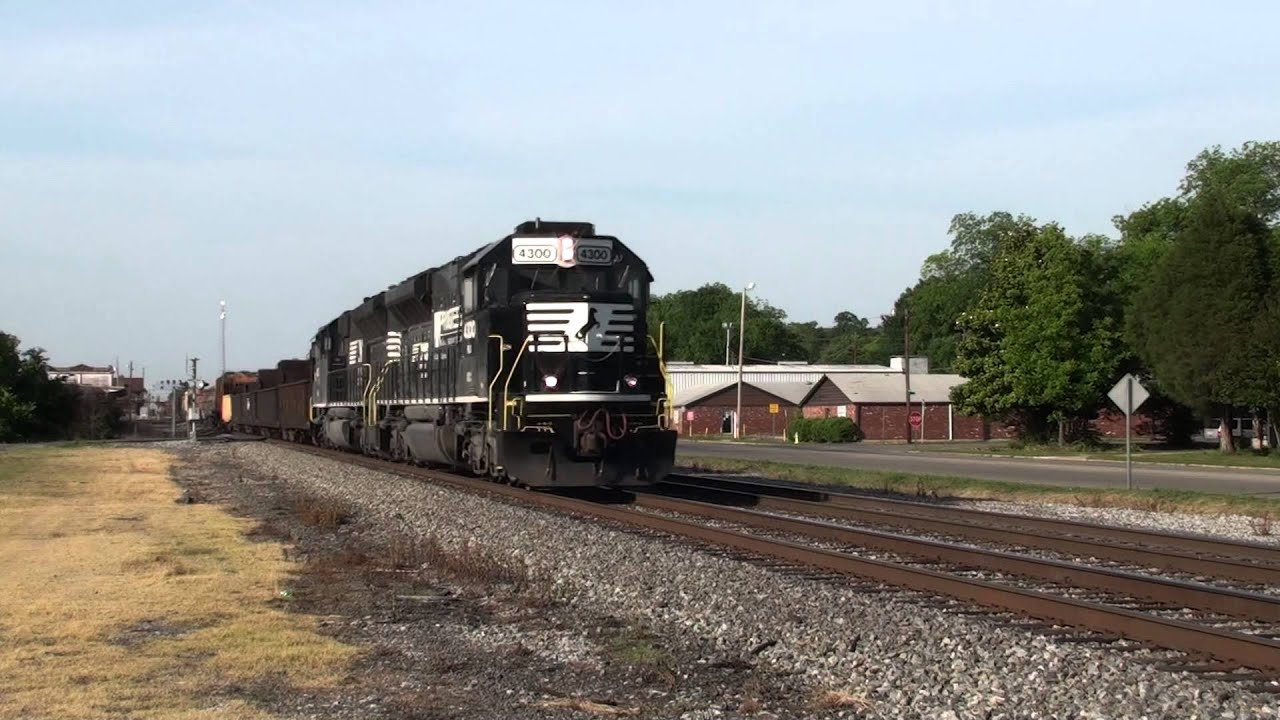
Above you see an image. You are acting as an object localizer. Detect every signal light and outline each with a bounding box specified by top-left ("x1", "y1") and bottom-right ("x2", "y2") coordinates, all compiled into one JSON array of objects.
[{"x1": 543, "y1": 375, "x2": 559, "y2": 389}]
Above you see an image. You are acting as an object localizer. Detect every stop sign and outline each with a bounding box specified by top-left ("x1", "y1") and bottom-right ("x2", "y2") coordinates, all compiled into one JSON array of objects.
[{"x1": 909, "y1": 410, "x2": 922, "y2": 428}]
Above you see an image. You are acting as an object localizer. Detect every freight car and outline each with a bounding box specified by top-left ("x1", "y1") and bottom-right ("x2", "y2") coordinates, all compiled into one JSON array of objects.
[
  {"x1": 223, "y1": 360, "x2": 313, "y2": 441},
  {"x1": 224, "y1": 219, "x2": 678, "y2": 488}
]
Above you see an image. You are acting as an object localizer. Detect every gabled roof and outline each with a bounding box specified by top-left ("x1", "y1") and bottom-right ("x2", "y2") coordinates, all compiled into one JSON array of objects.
[
  {"x1": 674, "y1": 380, "x2": 816, "y2": 407},
  {"x1": 52, "y1": 364, "x2": 113, "y2": 373},
  {"x1": 817, "y1": 373, "x2": 965, "y2": 404},
  {"x1": 751, "y1": 381, "x2": 818, "y2": 405},
  {"x1": 674, "y1": 381, "x2": 735, "y2": 407}
]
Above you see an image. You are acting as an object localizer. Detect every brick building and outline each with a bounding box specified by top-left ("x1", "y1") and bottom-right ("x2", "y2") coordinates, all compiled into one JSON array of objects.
[
  {"x1": 801, "y1": 373, "x2": 1008, "y2": 441},
  {"x1": 667, "y1": 361, "x2": 1152, "y2": 443},
  {"x1": 673, "y1": 381, "x2": 813, "y2": 438}
]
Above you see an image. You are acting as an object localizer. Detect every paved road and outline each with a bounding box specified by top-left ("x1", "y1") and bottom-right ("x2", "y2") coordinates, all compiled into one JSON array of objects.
[{"x1": 676, "y1": 440, "x2": 1280, "y2": 495}]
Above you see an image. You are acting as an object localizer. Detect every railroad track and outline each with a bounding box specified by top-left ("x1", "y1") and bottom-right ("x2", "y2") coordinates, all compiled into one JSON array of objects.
[
  {"x1": 659, "y1": 473, "x2": 1280, "y2": 586},
  {"x1": 268, "y1": 441, "x2": 1280, "y2": 685}
]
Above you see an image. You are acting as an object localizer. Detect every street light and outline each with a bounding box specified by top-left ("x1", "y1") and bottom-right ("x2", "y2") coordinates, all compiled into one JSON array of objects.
[
  {"x1": 722, "y1": 321, "x2": 733, "y2": 365},
  {"x1": 734, "y1": 282, "x2": 755, "y2": 439}
]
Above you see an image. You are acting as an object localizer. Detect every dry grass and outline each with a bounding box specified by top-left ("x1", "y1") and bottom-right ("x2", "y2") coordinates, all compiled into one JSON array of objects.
[
  {"x1": 537, "y1": 697, "x2": 638, "y2": 715},
  {"x1": 1250, "y1": 513, "x2": 1275, "y2": 536},
  {"x1": 290, "y1": 490, "x2": 355, "y2": 529},
  {"x1": 0, "y1": 446, "x2": 357, "y2": 719},
  {"x1": 387, "y1": 531, "x2": 534, "y2": 589},
  {"x1": 810, "y1": 689, "x2": 874, "y2": 711}
]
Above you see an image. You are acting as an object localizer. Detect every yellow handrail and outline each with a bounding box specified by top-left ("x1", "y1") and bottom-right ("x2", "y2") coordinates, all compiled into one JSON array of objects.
[
  {"x1": 364, "y1": 360, "x2": 396, "y2": 427},
  {"x1": 486, "y1": 334, "x2": 506, "y2": 430},
  {"x1": 502, "y1": 335, "x2": 532, "y2": 431},
  {"x1": 648, "y1": 333, "x2": 673, "y2": 428},
  {"x1": 357, "y1": 362, "x2": 374, "y2": 424}
]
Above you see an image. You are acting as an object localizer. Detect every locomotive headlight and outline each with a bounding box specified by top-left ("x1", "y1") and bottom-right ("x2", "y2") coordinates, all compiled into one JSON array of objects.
[
  {"x1": 543, "y1": 374, "x2": 559, "y2": 389},
  {"x1": 623, "y1": 375, "x2": 639, "y2": 389}
]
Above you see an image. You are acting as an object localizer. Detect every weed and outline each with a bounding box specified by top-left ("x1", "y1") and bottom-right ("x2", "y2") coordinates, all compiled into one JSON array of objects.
[
  {"x1": 1072, "y1": 493, "x2": 1106, "y2": 508},
  {"x1": 384, "y1": 531, "x2": 535, "y2": 591},
  {"x1": 608, "y1": 636, "x2": 671, "y2": 667},
  {"x1": 537, "y1": 697, "x2": 637, "y2": 716},
  {"x1": 1250, "y1": 513, "x2": 1274, "y2": 536},
  {"x1": 811, "y1": 689, "x2": 873, "y2": 711},
  {"x1": 291, "y1": 491, "x2": 354, "y2": 528}
]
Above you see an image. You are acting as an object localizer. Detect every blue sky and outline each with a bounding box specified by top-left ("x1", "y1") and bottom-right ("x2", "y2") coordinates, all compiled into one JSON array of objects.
[{"x1": 2, "y1": 1, "x2": 1278, "y2": 382}]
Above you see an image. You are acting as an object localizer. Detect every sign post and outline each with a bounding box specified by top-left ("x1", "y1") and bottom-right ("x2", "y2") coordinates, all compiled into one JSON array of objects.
[
  {"x1": 909, "y1": 409, "x2": 922, "y2": 441},
  {"x1": 1107, "y1": 373, "x2": 1150, "y2": 490}
]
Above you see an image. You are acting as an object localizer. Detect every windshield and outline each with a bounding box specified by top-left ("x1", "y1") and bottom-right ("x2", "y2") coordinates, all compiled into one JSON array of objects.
[{"x1": 513, "y1": 264, "x2": 645, "y2": 301}]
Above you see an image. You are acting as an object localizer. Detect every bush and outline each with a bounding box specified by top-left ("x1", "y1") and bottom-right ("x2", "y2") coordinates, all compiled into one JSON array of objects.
[{"x1": 786, "y1": 416, "x2": 864, "y2": 443}]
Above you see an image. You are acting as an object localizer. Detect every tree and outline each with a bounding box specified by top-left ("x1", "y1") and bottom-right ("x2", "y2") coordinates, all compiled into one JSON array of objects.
[
  {"x1": 0, "y1": 332, "x2": 77, "y2": 441},
  {"x1": 951, "y1": 225, "x2": 1122, "y2": 441},
  {"x1": 818, "y1": 311, "x2": 874, "y2": 364},
  {"x1": 647, "y1": 284, "x2": 806, "y2": 364},
  {"x1": 1128, "y1": 191, "x2": 1275, "y2": 452},
  {"x1": 879, "y1": 212, "x2": 1041, "y2": 371},
  {"x1": 1182, "y1": 142, "x2": 1280, "y2": 226}
]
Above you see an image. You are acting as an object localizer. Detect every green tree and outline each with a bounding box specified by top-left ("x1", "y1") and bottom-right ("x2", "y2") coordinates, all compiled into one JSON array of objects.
[
  {"x1": 1128, "y1": 191, "x2": 1275, "y2": 451},
  {"x1": 0, "y1": 332, "x2": 77, "y2": 441},
  {"x1": 951, "y1": 225, "x2": 1122, "y2": 441},
  {"x1": 879, "y1": 212, "x2": 1041, "y2": 371},
  {"x1": 648, "y1": 284, "x2": 806, "y2": 363},
  {"x1": 818, "y1": 311, "x2": 873, "y2": 364},
  {"x1": 1182, "y1": 142, "x2": 1280, "y2": 226}
]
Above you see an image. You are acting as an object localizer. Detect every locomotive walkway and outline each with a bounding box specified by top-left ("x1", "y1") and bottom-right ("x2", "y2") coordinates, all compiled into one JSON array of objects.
[{"x1": 677, "y1": 440, "x2": 1280, "y2": 495}]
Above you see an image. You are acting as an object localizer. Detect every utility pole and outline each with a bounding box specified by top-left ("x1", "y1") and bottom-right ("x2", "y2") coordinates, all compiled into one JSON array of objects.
[
  {"x1": 220, "y1": 300, "x2": 227, "y2": 378},
  {"x1": 734, "y1": 283, "x2": 754, "y2": 439},
  {"x1": 189, "y1": 357, "x2": 200, "y2": 442},
  {"x1": 903, "y1": 307, "x2": 912, "y2": 444},
  {"x1": 722, "y1": 322, "x2": 733, "y2": 365}
]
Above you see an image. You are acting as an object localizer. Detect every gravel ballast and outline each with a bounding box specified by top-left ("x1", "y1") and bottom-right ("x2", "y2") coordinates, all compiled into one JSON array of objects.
[{"x1": 202, "y1": 442, "x2": 1278, "y2": 719}]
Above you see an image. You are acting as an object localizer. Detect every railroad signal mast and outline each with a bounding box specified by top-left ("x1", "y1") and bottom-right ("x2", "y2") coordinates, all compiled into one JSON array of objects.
[{"x1": 158, "y1": 356, "x2": 209, "y2": 441}]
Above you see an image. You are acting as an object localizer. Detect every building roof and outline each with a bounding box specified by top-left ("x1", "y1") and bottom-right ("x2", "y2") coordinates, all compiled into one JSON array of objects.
[
  {"x1": 674, "y1": 380, "x2": 816, "y2": 407},
  {"x1": 664, "y1": 363, "x2": 892, "y2": 392},
  {"x1": 666, "y1": 363, "x2": 891, "y2": 374},
  {"x1": 51, "y1": 364, "x2": 113, "y2": 373},
  {"x1": 817, "y1": 372, "x2": 965, "y2": 404},
  {"x1": 750, "y1": 381, "x2": 818, "y2": 405}
]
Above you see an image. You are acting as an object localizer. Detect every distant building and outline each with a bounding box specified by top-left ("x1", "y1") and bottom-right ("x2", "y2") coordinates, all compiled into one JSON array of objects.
[
  {"x1": 664, "y1": 356, "x2": 927, "y2": 393},
  {"x1": 668, "y1": 356, "x2": 1150, "y2": 442},
  {"x1": 48, "y1": 364, "x2": 116, "y2": 388}
]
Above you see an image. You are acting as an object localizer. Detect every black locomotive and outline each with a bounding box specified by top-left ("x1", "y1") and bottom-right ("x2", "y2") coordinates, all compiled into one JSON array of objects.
[{"x1": 295, "y1": 219, "x2": 676, "y2": 487}]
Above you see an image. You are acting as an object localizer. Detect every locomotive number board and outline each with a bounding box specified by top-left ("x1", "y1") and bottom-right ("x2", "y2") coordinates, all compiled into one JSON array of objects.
[{"x1": 512, "y1": 236, "x2": 613, "y2": 267}]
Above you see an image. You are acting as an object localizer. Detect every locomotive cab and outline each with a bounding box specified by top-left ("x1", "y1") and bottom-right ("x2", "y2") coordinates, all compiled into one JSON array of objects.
[{"x1": 487, "y1": 221, "x2": 675, "y2": 486}]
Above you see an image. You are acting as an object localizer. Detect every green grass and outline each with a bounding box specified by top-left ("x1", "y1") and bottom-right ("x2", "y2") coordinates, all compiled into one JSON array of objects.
[
  {"x1": 606, "y1": 633, "x2": 673, "y2": 668},
  {"x1": 681, "y1": 455, "x2": 1280, "y2": 518},
  {"x1": 924, "y1": 443, "x2": 1280, "y2": 469}
]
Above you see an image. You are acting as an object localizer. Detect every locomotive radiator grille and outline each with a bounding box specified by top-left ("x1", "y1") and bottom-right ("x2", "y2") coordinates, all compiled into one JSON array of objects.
[{"x1": 526, "y1": 302, "x2": 636, "y2": 353}]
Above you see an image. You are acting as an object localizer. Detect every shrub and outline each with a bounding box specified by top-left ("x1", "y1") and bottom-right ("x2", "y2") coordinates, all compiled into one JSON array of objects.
[{"x1": 787, "y1": 416, "x2": 864, "y2": 443}]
